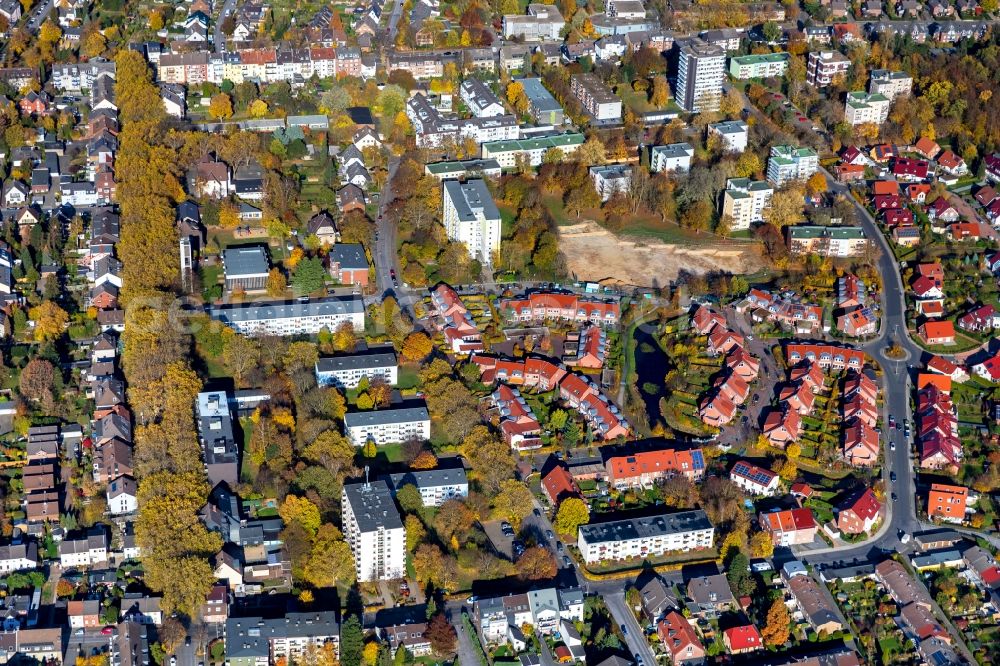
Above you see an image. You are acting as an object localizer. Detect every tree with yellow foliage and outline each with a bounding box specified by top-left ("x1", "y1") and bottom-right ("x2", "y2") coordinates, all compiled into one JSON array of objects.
[
  {"x1": 38, "y1": 21, "x2": 61, "y2": 46},
  {"x1": 266, "y1": 268, "x2": 286, "y2": 297},
  {"x1": 29, "y1": 302, "x2": 68, "y2": 342},
  {"x1": 209, "y1": 93, "x2": 233, "y2": 120},
  {"x1": 218, "y1": 204, "x2": 240, "y2": 229},
  {"x1": 248, "y1": 99, "x2": 269, "y2": 119},
  {"x1": 749, "y1": 530, "x2": 775, "y2": 558},
  {"x1": 362, "y1": 642, "x2": 380, "y2": 666},
  {"x1": 401, "y1": 331, "x2": 433, "y2": 362},
  {"x1": 149, "y1": 11, "x2": 164, "y2": 31},
  {"x1": 761, "y1": 598, "x2": 790, "y2": 647},
  {"x1": 279, "y1": 495, "x2": 322, "y2": 537}
]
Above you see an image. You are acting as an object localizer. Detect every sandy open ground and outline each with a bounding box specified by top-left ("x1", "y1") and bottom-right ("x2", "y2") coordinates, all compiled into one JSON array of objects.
[{"x1": 558, "y1": 222, "x2": 766, "y2": 287}]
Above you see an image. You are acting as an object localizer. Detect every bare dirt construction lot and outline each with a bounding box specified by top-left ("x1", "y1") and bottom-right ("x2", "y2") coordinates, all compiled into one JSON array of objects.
[{"x1": 558, "y1": 222, "x2": 767, "y2": 287}]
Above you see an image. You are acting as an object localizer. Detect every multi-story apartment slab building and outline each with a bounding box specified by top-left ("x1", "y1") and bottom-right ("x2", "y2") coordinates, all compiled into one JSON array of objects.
[
  {"x1": 342, "y1": 481, "x2": 406, "y2": 582},
  {"x1": 721, "y1": 178, "x2": 773, "y2": 231},
  {"x1": 315, "y1": 350, "x2": 398, "y2": 389},
  {"x1": 578, "y1": 510, "x2": 714, "y2": 564},
  {"x1": 442, "y1": 179, "x2": 501, "y2": 265}
]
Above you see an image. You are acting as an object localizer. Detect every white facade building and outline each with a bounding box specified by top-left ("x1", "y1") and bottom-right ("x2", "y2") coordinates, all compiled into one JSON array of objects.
[
  {"x1": 729, "y1": 461, "x2": 781, "y2": 496},
  {"x1": 208, "y1": 296, "x2": 365, "y2": 337},
  {"x1": 58, "y1": 532, "x2": 108, "y2": 569},
  {"x1": 650, "y1": 143, "x2": 694, "y2": 174},
  {"x1": 578, "y1": 510, "x2": 714, "y2": 564},
  {"x1": 388, "y1": 468, "x2": 469, "y2": 507},
  {"x1": 767, "y1": 145, "x2": 819, "y2": 186},
  {"x1": 589, "y1": 164, "x2": 632, "y2": 202},
  {"x1": 708, "y1": 120, "x2": 749, "y2": 153},
  {"x1": 442, "y1": 179, "x2": 501, "y2": 265},
  {"x1": 342, "y1": 481, "x2": 406, "y2": 582},
  {"x1": 344, "y1": 406, "x2": 431, "y2": 446},
  {"x1": 869, "y1": 69, "x2": 913, "y2": 100},
  {"x1": 459, "y1": 78, "x2": 506, "y2": 118},
  {"x1": 807, "y1": 51, "x2": 850, "y2": 87},
  {"x1": 481, "y1": 134, "x2": 584, "y2": 168},
  {"x1": 845, "y1": 91, "x2": 891, "y2": 126},
  {"x1": 675, "y1": 39, "x2": 725, "y2": 112},
  {"x1": 315, "y1": 350, "x2": 398, "y2": 389}
]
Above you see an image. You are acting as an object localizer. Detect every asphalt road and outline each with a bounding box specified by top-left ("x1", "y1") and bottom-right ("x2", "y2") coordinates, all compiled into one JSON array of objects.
[
  {"x1": 604, "y1": 592, "x2": 657, "y2": 666},
  {"x1": 214, "y1": 0, "x2": 239, "y2": 52},
  {"x1": 26, "y1": 0, "x2": 53, "y2": 31}
]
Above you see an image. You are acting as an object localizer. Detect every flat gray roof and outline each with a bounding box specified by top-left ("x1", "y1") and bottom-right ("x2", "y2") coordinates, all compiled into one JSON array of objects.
[
  {"x1": 223, "y1": 245, "x2": 269, "y2": 277},
  {"x1": 344, "y1": 406, "x2": 430, "y2": 428},
  {"x1": 388, "y1": 467, "x2": 468, "y2": 490},
  {"x1": 316, "y1": 350, "x2": 397, "y2": 374},
  {"x1": 580, "y1": 509, "x2": 713, "y2": 544},
  {"x1": 209, "y1": 296, "x2": 364, "y2": 323},
  {"x1": 343, "y1": 480, "x2": 404, "y2": 532},
  {"x1": 443, "y1": 179, "x2": 499, "y2": 222}
]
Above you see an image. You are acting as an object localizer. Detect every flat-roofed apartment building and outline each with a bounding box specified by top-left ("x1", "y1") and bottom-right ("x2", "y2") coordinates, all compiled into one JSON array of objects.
[
  {"x1": 481, "y1": 133, "x2": 585, "y2": 168},
  {"x1": 845, "y1": 91, "x2": 890, "y2": 126},
  {"x1": 578, "y1": 510, "x2": 714, "y2": 564},
  {"x1": 342, "y1": 480, "x2": 406, "y2": 581},
  {"x1": 388, "y1": 468, "x2": 469, "y2": 507},
  {"x1": 343, "y1": 405, "x2": 431, "y2": 446},
  {"x1": 209, "y1": 296, "x2": 365, "y2": 336},
  {"x1": 786, "y1": 225, "x2": 870, "y2": 258},
  {"x1": 315, "y1": 348, "x2": 398, "y2": 389},
  {"x1": 517, "y1": 77, "x2": 565, "y2": 125},
  {"x1": 721, "y1": 178, "x2": 773, "y2": 231},
  {"x1": 807, "y1": 50, "x2": 850, "y2": 87},
  {"x1": 728, "y1": 52, "x2": 789, "y2": 79},
  {"x1": 570, "y1": 73, "x2": 622, "y2": 122},
  {"x1": 869, "y1": 69, "x2": 913, "y2": 99},
  {"x1": 442, "y1": 179, "x2": 501, "y2": 265},
  {"x1": 674, "y1": 38, "x2": 725, "y2": 112}
]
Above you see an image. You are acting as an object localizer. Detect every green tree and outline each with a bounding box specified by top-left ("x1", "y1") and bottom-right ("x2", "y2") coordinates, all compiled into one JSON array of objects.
[
  {"x1": 396, "y1": 484, "x2": 423, "y2": 513},
  {"x1": 726, "y1": 551, "x2": 756, "y2": 597},
  {"x1": 292, "y1": 257, "x2": 327, "y2": 295},
  {"x1": 340, "y1": 615, "x2": 364, "y2": 666}
]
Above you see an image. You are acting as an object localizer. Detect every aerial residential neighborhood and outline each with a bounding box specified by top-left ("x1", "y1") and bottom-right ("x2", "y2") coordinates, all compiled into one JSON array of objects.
[{"x1": 0, "y1": 0, "x2": 998, "y2": 665}]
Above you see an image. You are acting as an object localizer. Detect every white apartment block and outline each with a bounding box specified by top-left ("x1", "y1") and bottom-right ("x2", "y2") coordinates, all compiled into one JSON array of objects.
[
  {"x1": 869, "y1": 69, "x2": 913, "y2": 100},
  {"x1": 315, "y1": 350, "x2": 398, "y2": 389},
  {"x1": 807, "y1": 51, "x2": 850, "y2": 87},
  {"x1": 502, "y1": 4, "x2": 565, "y2": 41},
  {"x1": 845, "y1": 91, "x2": 890, "y2": 126},
  {"x1": 481, "y1": 133, "x2": 584, "y2": 168},
  {"x1": 388, "y1": 468, "x2": 469, "y2": 507},
  {"x1": 721, "y1": 178, "x2": 773, "y2": 231},
  {"x1": 589, "y1": 164, "x2": 633, "y2": 202},
  {"x1": 650, "y1": 143, "x2": 694, "y2": 174},
  {"x1": 675, "y1": 39, "x2": 726, "y2": 112},
  {"x1": 342, "y1": 481, "x2": 406, "y2": 582},
  {"x1": 570, "y1": 73, "x2": 622, "y2": 122},
  {"x1": 766, "y1": 145, "x2": 819, "y2": 186},
  {"x1": 578, "y1": 510, "x2": 715, "y2": 564},
  {"x1": 344, "y1": 406, "x2": 431, "y2": 447},
  {"x1": 728, "y1": 53, "x2": 789, "y2": 80},
  {"x1": 708, "y1": 120, "x2": 749, "y2": 153},
  {"x1": 442, "y1": 179, "x2": 501, "y2": 265},
  {"x1": 209, "y1": 296, "x2": 365, "y2": 336}
]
